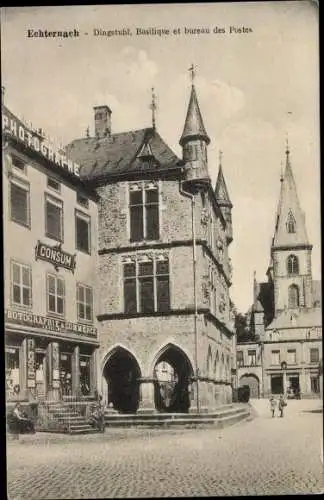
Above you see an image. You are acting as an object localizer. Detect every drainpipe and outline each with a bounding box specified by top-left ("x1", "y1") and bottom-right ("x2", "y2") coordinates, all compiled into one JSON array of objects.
[{"x1": 179, "y1": 180, "x2": 200, "y2": 413}]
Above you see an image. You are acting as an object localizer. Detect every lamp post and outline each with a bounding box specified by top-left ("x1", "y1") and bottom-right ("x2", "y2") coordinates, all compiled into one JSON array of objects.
[{"x1": 281, "y1": 361, "x2": 287, "y2": 397}]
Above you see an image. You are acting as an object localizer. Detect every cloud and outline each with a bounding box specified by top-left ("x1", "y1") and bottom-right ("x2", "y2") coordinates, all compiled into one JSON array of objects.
[{"x1": 115, "y1": 49, "x2": 159, "y2": 91}]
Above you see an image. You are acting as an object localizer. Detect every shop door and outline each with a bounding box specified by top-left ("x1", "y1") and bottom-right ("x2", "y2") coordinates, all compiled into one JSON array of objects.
[
  {"x1": 80, "y1": 356, "x2": 91, "y2": 396},
  {"x1": 60, "y1": 352, "x2": 72, "y2": 397},
  {"x1": 35, "y1": 351, "x2": 47, "y2": 400},
  {"x1": 271, "y1": 374, "x2": 283, "y2": 394}
]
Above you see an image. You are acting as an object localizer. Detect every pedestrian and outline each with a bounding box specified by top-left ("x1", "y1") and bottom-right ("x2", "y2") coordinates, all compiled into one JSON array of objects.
[
  {"x1": 269, "y1": 395, "x2": 277, "y2": 418},
  {"x1": 278, "y1": 394, "x2": 287, "y2": 418}
]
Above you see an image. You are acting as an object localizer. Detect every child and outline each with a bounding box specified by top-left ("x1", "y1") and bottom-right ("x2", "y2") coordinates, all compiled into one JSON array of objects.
[
  {"x1": 269, "y1": 395, "x2": 277, "y2": 418},
  {"x1": 278, "y1": 394, "x2": 287, "y2": 417}
]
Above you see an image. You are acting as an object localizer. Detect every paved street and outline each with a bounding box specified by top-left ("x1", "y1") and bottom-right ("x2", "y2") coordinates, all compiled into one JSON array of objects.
[{"x1": 7, "y1": 400, "x2": 324, "y2": 498}]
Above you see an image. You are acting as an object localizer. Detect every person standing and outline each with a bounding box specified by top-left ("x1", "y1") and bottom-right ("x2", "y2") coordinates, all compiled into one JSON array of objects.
[
  {"x1": 278, "y1": 394, "x2": 287, "y2": 417},
  {"x1": 269, "y1": 395, "x2": 277, "y2": 418}
]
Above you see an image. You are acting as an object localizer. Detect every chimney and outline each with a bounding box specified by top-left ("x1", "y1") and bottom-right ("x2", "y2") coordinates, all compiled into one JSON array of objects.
[{"x1": 94, "y1": 105, "x2": 112, "y2": 138}]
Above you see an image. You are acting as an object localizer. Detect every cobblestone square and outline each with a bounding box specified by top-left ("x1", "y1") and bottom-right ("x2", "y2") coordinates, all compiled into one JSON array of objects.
[{"x1": 7, "y1": 401, "x2": 324, "y2": 498}]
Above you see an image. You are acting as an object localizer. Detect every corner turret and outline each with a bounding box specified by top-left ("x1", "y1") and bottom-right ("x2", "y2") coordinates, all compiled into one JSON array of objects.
[{"x1": 215, "y1": 151, "x2": 233, "y2": 244}]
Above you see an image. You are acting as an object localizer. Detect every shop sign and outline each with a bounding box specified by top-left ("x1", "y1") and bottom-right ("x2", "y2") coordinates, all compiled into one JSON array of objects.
[
  {"x1": 2, "y1": 112, "x2": 80, "y2": 177},
  {"x1": 35, "y1": 241, "x2": 76, "y2": 273},
  {"x1": 5, "y1": 309, "x2": 97, "y2": 338}
]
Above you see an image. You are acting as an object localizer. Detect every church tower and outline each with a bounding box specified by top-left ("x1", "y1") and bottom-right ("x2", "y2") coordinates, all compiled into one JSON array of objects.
[
  {"x1": 215, "y1": 152, "x2": 233, "y2": 244},
  {"x1": 179, "y1": 66, "x2": 210, "y2": 186},
  {"x1": 271, "y1": 143, "x2": 313, "y2": 315}
]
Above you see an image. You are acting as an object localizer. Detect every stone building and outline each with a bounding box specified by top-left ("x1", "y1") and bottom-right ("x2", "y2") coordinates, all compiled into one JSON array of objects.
[
  {"x1": 3, "y1": 96, "x2": 100, "y2": 403},
  {"x1": 66, "y1": 78, "x2": 236, "y2": 413},
  {"x1": 237, "y1": 145, "x2": 322, "y2": 399}
]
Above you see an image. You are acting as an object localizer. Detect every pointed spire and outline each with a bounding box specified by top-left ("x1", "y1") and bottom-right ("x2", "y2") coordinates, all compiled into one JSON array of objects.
[
  {"x1": 272, "y1": 142, "x2": 309, "y2": 248},
  {"x1": 150, "y1": 87, "x2": 157, "y2": 130},
  {"x1": 215, "y1": 150, "x2": 232, "y2": 207},
  {"x1": 179, "y1": 66, "x2": 210, "y2": 146}
]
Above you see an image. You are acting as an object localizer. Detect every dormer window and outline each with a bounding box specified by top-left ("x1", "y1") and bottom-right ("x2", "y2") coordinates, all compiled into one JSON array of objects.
[{"x1": 286, "y1": 212, "x2": 296, "y2": 233}]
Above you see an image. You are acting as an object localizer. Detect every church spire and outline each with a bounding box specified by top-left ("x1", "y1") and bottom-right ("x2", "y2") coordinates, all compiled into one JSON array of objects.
[
  {"x1": 215, "y1": 150, "x2": 232, "y2": 208},
  {"x1": 179, "y1": 65, "x2": 210, "y2": 147},
  {"x1": 272, "y1": 143, "x2": 309, "y2": 249}
]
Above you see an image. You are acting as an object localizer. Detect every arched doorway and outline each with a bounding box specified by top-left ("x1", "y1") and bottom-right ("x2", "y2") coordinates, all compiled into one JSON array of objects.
[
  {"x1": 239, "y1": 374, "x2": 260, "y2": 399},
  {"x1": 103, "y1": 347, "x2": 141, "y2": 413},
  {"x1": 153, "y1": 344, "x2": 194, "y2": 413}
]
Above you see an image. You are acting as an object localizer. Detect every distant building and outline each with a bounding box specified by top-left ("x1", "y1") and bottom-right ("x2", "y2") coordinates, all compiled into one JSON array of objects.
[
  {"x1": 2, "y1": 98, "x2": 100, "y2": 403},
  {"x1": 237, "y1": 145, "x2": 322, "y2": 398},
  {"x1": 66, "y1": 76, "x2": 236, "y2": 413}
]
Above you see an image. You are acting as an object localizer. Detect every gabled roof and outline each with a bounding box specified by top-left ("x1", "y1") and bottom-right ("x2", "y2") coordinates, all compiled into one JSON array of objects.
[
  {"x1": 65, "y1": 128, "x2": 182, "y2": 182},
  {"x1": 215, "y1": 165, "x2": 232, "y2": 207},
  {"x1": 179, "y1": 85, "x2": 210, "y2": 146},
  {"x1": 266, "y1": 307, "x2": 322, "y2": 330},
  {"x1": 272, "y1": 149, "x2": 309, "y2": 248}
]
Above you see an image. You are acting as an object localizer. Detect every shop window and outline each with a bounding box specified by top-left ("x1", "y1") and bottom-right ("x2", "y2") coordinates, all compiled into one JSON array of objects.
[
  {"x1": 129, "y1": 182, "x2": 159, "y2": 242},
  {"x1": 47, "y1": 274, "x2": 65, "y2": 316},
  {"x1": 310, "y1": 348, "x2": 319, "y2": 363},
  {"x1": 247, "y1": 349, "x2": 257, "y2": 366},
  {"x1": 310, "y1": 376, "x2": 320, "y2": 393},
  {"x1": 80, "y1": 356, "x2": 91, "y2": 395},
  {"x1": 6, "y1": 347, "x2": 20, "y2": 398},
  {"x1": 10, "y1": 178, "x2": 30, "y2": 227},
  {"x1": 75, "y1": 210, "x2": 91, "y2": 253},
  {"x1": 287, "y1": 349, "x2": 297, "y2": 365},
  {"x1": 45, "y1": 194, "x2": 63, "y2": 241},
  {"x1": 271, "y1": 350, "x2": 280, "y2": 365},
  {"x1": 77, "y1": 284, "x2": 93, "y2": 321},
  {"x1": 236, "y1": 350, "x2": 244, "y2": 367},
  {"x1": 11, "y1": 261, "x2": 32, "y2": 307},
  {"x1": 123, "y1": 256, "x2": 170, "y2": 314},
  {"x1": 76, "y1": 192, "x2": 89, "y2": 208}
]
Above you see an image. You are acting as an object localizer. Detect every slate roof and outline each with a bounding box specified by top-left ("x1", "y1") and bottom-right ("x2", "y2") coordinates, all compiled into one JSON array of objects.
[
  {"x1": 272, "y1": 150, "x2": 309, "y2": 248},
  {"x1": 179, "y1": 85, "x2": 210, "y2": 146},
  {"x1": 215, "y1": 165, "x2": 232, "y2": 207},
  {"x1": 266, "y1": 307, "x2": 322, "y2": 330},
  {"x1": 65, "y1": 128, "x2": 182, "y2": 182}
]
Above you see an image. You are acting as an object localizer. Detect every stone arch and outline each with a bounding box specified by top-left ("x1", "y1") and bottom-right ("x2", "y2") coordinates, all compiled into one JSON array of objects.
[
  {"x1": 102, "y1": 344, "x2": 142, "y2": 413},
  {"x1": 239, "y1": 373, "x2": 260, "y2": 399},
  {"x1": 151, "y1": 342, "x2": 194, "y2": 413}
]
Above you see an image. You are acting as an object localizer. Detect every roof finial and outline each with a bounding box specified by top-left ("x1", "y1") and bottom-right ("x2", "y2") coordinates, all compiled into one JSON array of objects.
[
  {"x1": 150, "y1": 87, "x2": 157, "y2": 130},
  {"x1": 219, "y1": 149, "x2": 223, "y2": 167},
  {"x1": 188, "y1": 63, "x2": 196, "y2": 86},
  {"x1": 86, "y1": 126, "x2": 90, "y2": 138},
  {"x1": 285, "y1": 133, "x2": 290, "y2": 165},
  {"x1": 280, "y1": 160, "x2": 284, "y2": 182}
]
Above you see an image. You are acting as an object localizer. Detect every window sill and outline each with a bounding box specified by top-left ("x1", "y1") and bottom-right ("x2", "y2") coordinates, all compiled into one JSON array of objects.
[
  {"x1": 77, "y1": 318, "x2": 94, "y2": 325},
  {"x1": 76, "y1": 247, "x2": 91, "y2": 255},
  {"x1": 47, "y1": 311, "x2": 65, "y2": 320},
  {"x1": 45, "y1": 233, "x2": 64, "y2": 244},
  {"x1": 11, "y1": 218, "x2": 31, "y2": 230},
  {"x1": 10, "y1": 303, "x2": 33, "y2": 311}
]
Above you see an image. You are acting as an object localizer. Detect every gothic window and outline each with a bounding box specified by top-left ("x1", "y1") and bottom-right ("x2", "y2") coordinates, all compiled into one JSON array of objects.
[
  {"x1": 287, "y1": 254, "x2": 299, "y2": 275},
  {"x1": 286, "y1": 212, "x2": 296, "y2": 233},
  {"x1": 288, "y1": 284, "x2": 299, "y2": 309}
]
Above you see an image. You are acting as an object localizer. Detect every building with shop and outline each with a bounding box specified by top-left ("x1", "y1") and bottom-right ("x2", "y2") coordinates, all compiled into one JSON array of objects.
[
  {"x1": 66, "y1": 76, "x2": 236, "y2": 413},
  {"x1": 3, "y1": 96, "x2": 100, "y2": 403},
  {"x1": 237, "y1": 145, "x2": 322, "y2": 399}
]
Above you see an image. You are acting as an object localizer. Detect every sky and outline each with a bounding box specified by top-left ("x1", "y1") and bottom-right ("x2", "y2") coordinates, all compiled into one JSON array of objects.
[{"x1": 1, "y1": 2, "x2": 320, "y2": 313}]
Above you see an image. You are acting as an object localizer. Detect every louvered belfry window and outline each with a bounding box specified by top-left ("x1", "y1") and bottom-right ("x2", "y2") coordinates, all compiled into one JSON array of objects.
[{"x1": 129, "y1": 182, "x2": 159, "y2": 242}]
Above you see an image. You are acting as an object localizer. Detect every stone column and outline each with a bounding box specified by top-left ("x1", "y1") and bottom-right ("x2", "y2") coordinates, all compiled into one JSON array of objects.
[
  {"x1": 72, "y1": 345, "x2": 80, "y2": 397},
  {"x1": 26, "y1": 338, "x2": 36, "y2": 399},
  {"x1": 90, "y1": 348, "x2": 98, "y2": 397},
  {"x1": 47, "y1": 342, "x2": 60, "y2": 400},
  {"x1": 19, "y1": 338, "x2": 28, "y2": 400},
  {"x1": 138, "y1": 377, "x2": 156, "y2": 413}
]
